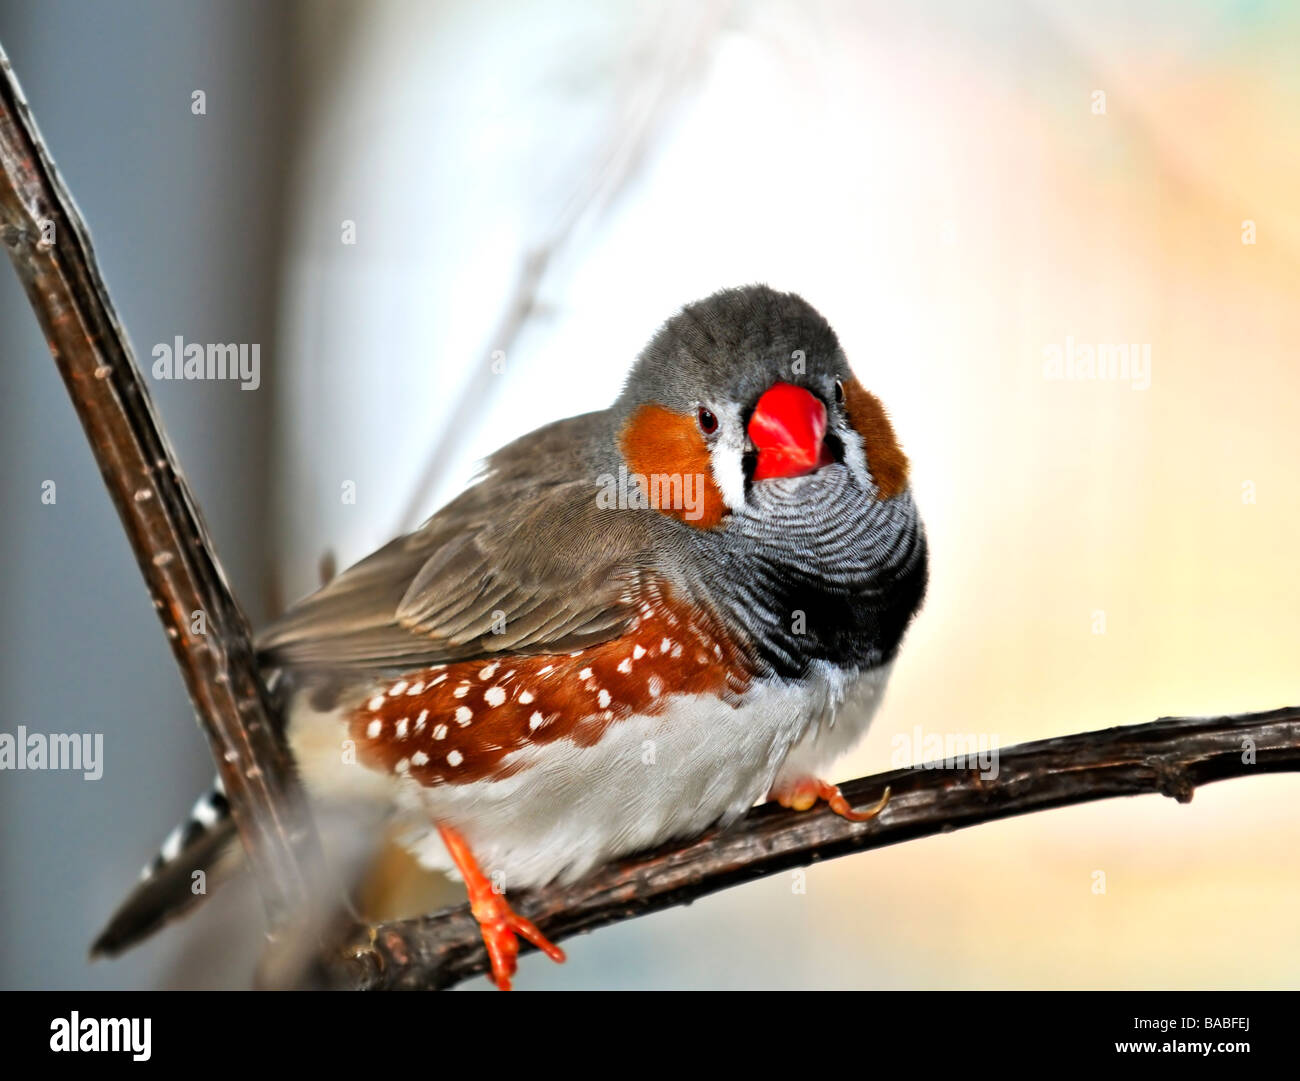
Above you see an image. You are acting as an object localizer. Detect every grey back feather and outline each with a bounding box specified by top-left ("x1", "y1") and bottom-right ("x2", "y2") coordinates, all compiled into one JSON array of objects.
[{"x1": 256, "y1": 412, "x2": 663, "y2": 671}]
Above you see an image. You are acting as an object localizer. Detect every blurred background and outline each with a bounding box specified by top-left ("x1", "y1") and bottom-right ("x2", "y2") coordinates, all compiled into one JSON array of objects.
[{"x1": 1, "y1": 0, "x2": 1297, "y2": 990}]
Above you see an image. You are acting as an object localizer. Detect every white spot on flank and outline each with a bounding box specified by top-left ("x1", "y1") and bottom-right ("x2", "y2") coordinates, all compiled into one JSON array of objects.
[
  {"x1": 633, "y1": 644, "x2": 647, "y2": 659},
  {"x1": 713, "y1": 643, "x2": 723, "y2": 659},
  {"x1": 617, "y1": 658, "x2": 632, "y2": 674},
  {"x1": 529, "y1": 711, "x2": 545, "y2": 730},
  {"x1": 366, "y1": 719, "x2": 382, "y2": 738},
  {"x1": 597, "y1": 688, "x2": 611, "y2": 708},
  {"x1": 579, "y1": 667, "x2": 594, "y2": 681},
  {"x1": 411, "y1": 751, "x2": 429, "y2": 766},
  {"x1": 432, "y1": 723, "x2": 448, "y2": 740},
  {"x1": 367, "y1": 695, "x2": 385, "y2": 712},
  {"x1": 479, "y1": 663, "x2": 499, "y2": 680},
  {"x1": 538, "y1": 665, "x2": 553, "y2": 675},
  {"x1": 648, "y1": 675, "x2": 664, "y2": 697},
  {"x1": 389, "y1": 681, "x2": 408, "y2": 696},
  {"x1": 660, "y1": 638, "x2": 673, "y2": 654},
  {"x1": 569, "y1": 650, "x2": 584, "y2": 657},
  {"x1": 454, "y1": 683, "x2": 469, "y2": 698},
  {"x1": 415, "y1": 710, "x2": 429, "y2": 731},
  {"x1": 519, "y1": 690, "x2": 535, "y2": 704},
  {"x1": 407, "y1": 682, "x2": 424, "y2": 695},
  {"x1": 428, "y1": 673, "x2": 447, "y2": 687},
  {"x1": 671, "y1": 643, "x2": 683, "y2": 658},
  {"x1": 395, "y1": 718, "x2": 409, "y2": 738},
  {"x1": 455, "y1": 706, "x2": 473, "y2": 726},
  {"x1": 447, "y1": 750, "x2": 464, "y2": 767},
  {"x1": 484, "y1": 686, "x2": 506, "y2": 707},
  {"x1": 395, "y1": 758, "x2": 410, "y2": 774}
]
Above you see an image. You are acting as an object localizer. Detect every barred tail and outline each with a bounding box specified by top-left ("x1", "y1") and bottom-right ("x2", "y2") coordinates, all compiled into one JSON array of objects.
[{"x1": 90, "y1": 778, "x2": 242, "y2": 958}]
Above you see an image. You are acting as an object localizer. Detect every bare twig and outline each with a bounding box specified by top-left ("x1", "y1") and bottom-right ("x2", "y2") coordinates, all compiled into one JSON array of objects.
[
  {"x1": 0, "y1": 42, "x2": 321, "y2": 937},
  {"x1": 4, "y1": 31, "x2": 1293, "y2": 997},
  {"x1": 324, "y1": 706, "x2": 1299, "y2": 989},
  {"x1": 395, "y1": 2, "x2": 732, "y2": 531}
]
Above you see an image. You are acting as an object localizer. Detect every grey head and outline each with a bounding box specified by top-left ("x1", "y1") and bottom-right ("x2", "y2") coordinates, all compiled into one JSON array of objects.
[{"x1": 611, "y1": 284, "x2": 928, "y2": 678}]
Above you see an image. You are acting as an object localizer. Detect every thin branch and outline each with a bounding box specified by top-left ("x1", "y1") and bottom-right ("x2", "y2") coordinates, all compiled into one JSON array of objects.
[
  {"x1": 0, "y1": 42, "x2": 322, "y2": 936},
  {"x1": 323, "y1": 706, "x2": 1299, "y2": 990},
  {"x1": 394, "y1": 2, "x2": 731, "y2": 531},
  {"x1": 4, "y1": 32, "x2": 1292, "y2": 996}
]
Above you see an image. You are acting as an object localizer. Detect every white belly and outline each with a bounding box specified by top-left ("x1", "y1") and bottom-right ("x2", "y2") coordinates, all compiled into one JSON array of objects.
[{"x1": 289, "y1": 660, "x2": 893, "y2": 890}]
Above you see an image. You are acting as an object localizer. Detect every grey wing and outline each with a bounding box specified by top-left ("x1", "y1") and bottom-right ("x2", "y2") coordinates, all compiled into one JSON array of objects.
[{"x1": 257, "y1": 423, "x2": 659, "y2": 672}]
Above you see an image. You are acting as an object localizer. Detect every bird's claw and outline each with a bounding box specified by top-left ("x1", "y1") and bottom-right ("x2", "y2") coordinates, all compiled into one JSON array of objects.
[
  {"x1": 769, "y1": 778, "x2": 890, "y2": 823},
  {"x1": 470, "y1": 892, "x2": 566, "y2": 992},
  {"x1": 438, "y1": 823, "x2": 565, "y2": 991}
]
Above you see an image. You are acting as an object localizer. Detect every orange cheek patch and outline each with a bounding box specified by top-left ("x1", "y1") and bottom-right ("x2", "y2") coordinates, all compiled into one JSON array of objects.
[
  {"x1": 349, "y1": 591, "x2": 751, "y2": 787},
  {"x1": 618, "y1": 405, "x2": 728, "y2": 529},
  {"x1": 841, "y1": 378, "x2": 909, "y2": 500}
]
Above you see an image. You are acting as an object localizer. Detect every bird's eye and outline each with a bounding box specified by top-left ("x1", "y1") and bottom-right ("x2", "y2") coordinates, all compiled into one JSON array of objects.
[
  {"x1": 697, "y1": 407, "x2": 718, "y2": 435},
  {"x1": 834, "y1": 380, "x2": 845, "y2": 405}
]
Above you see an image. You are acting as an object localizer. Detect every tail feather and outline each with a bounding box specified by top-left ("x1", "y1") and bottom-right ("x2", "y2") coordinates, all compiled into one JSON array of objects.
[{"x1": 90, "y1": 778, "x2": 242, "y2": 958}]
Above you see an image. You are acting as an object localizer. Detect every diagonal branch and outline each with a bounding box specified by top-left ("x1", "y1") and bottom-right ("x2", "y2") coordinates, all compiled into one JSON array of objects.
[
  {"x1": 4, "y1": 33, "x2": 1294, "y2": 996},
  {"x1": 394, "y1": 2, "x2": 731, "y2": 531},
  {"x1": 0, "y1": 41, "x2": 322, "y2": 937},
  {"x1": 324, "y1": 706, "x2": 1299, "y2": 990}
]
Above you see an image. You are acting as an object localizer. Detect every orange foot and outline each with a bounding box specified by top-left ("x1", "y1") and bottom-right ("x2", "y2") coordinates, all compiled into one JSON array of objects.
[
  {"x1": 768, "y1": 778, "x2": 891, "y2": 822},
  {"x1": 438, "y1": 824, "x2": 565, "y2": 991}
]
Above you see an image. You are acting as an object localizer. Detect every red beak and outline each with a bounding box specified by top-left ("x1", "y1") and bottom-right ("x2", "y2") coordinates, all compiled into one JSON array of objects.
[{"x1": 748, "y1": 382, "x2": 835, "y2": 481}]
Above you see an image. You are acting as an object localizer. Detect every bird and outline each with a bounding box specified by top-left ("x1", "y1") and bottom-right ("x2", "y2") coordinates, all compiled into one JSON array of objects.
[{"x1": 92, "y1": 284, "x2": 928, "y2": 990}]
